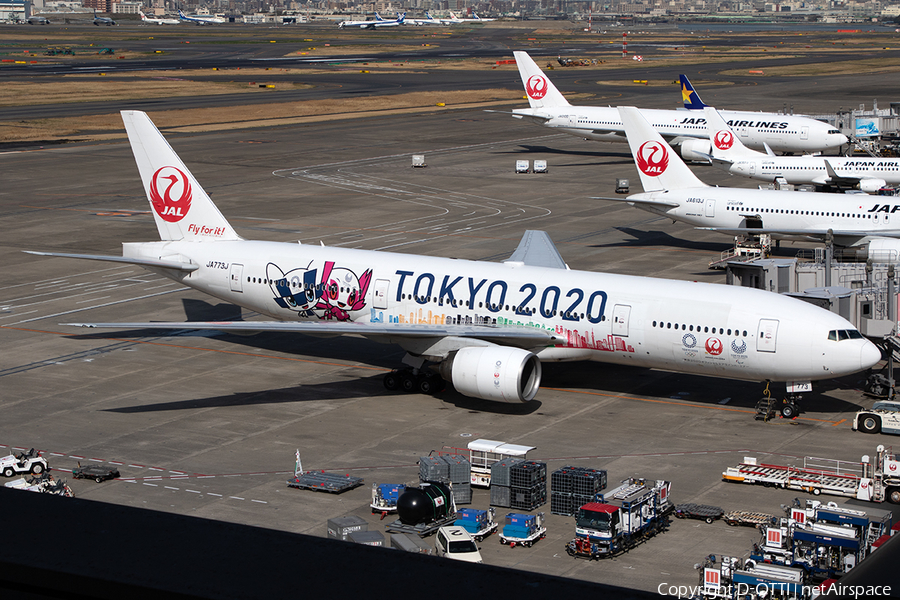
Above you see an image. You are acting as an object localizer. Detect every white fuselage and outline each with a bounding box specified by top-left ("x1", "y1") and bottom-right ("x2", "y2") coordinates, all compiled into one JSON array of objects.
[
  {"x1": 125, "y1": 239, "x2": 876, "y2": 383},
  {"x1": 628, "y1": 187, "x2": 900, "y2": 239},
  {"x1": 728, "y1": 156, "x2": 900, "y2": 188},
  {"x1": 514, "y1": 106, "x2": 846, "y2": 154}
]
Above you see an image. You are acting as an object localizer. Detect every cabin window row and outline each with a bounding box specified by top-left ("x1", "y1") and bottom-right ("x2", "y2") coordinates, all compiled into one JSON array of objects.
[
  {"x1": 726, "y1": 206, "x2": 874, "y2": 219},
  {"x1": 652, "y1": 321, "x2": 748, "y2": 337}
]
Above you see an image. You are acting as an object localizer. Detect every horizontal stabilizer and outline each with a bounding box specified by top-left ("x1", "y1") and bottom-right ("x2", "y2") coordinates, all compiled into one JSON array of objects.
[
  {"x1": 61, "y1": 320, "x2": 565, "y2": 349},
  {"x1": 24, "y1": 251, "x2": 198, "y2": 272},
  {"x1": 506, "y1": 230, "x2": 568, "y2": 270},
  {"x1": 592, "y1": 196, "x2": 680, "y2": 209}
]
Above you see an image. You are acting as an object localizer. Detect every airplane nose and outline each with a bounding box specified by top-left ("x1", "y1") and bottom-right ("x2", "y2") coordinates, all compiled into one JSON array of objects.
[{"x1": 861, "y1": 340, "x2": 882, "y2": 370}]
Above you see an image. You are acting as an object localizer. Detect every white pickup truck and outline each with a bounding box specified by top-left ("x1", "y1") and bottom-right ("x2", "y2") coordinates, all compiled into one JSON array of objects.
[{"x1": 0, "y1": 449, "x2": 48, "y2": 477}]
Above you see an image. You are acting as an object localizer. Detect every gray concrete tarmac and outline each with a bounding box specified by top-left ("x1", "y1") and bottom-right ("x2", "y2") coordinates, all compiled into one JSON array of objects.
[{"x1": 0, "y1": 99, "x2": 893, "y2": 593}]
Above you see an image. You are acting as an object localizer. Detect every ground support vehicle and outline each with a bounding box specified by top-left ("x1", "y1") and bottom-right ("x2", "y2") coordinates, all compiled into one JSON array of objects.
[
  {"x1": 695, "y1": 554, "x2": 809, "y2": 600},
  {"x1": 674, "y1": 503, "x2": 723, "y2": 524},
  {"x1": 723, "y1": 510, "x2": 776, "y2": 527},
  {"x1": 466, "y1": 439, "x2": 535, "y2": 487},
  {"x1": 370, "y1": 483, "x2": 406, "y2": 518},
  {"x1": 287, "y1": 470, "x2": 363, "y2": 493},
  {"x1": 72, "y1": 464, "x2": 120, "y2": 482},
  {"x1": 434, "y1": 525, "x2": 484, "y2": 563},
  {"x1": 568, "y1": 478, "x2": 672, "y2": 558},
  {"x1": 515, "y1": 160, "x2": 529, "y2": 173},
  {"x1": 0, "y1": 449, "x2": 48, "y2": 478},
  {"x1": 5, "y1": 473, "x2": 73, "y2": 497},
  {"x1": 454, "y1": 508, "x2": 498, "y2": 541},
  {"x1": 499, "y1": 512, "x2": 545, "y2": 547},
  {"x1": 722, "y1": 445, "x2": 900, "y2": 503},
  {"x1": 853, "y1": 399, "x2": 900, "y2": 435}
]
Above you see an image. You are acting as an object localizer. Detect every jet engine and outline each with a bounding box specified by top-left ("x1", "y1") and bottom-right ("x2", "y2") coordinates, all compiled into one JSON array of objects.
[
  {"x1": 680, "y1": 139, "x2": 712, "y2": 163},
  {"x1": 857, "y1": 238, "x2": 900, "y2": 264},
  {"x1": 439, "y1": 346, "x2": 541, "y2": 403},
  {"x1": 858, "y1": 179, "x2": 887, "y2": 193}
]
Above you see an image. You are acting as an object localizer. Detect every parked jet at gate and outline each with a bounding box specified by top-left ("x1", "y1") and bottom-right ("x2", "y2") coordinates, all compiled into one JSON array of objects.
[
  {"x1": 703, "y1": 106, "x2": 900, "y2": 192},
  {"x1": 28, "y1": 111, "x2": 880, "y2": 410},
  {"x1": 140, "y1": 11, "x2": 181, "y2": 25},
  {"x1": 92, "y1": 10, "x2": 116, "y2": 25},
  {"x1": 607, "y1": 106, "x2": 900, "y2": 261},
  {"x1": 506, "y1": 52, "x2": 847, "y2": 156},
  {"x1": 177, "y1": 9, "x2": 226, "y2": 24}
]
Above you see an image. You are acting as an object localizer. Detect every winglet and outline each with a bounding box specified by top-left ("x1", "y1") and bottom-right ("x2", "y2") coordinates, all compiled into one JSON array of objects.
[
  {"x1": 505, "y1": 231, "x2": 568, "y2": 270},
  {"x1": 680, "y1": 75, "x2": 706, "y2": 109}
]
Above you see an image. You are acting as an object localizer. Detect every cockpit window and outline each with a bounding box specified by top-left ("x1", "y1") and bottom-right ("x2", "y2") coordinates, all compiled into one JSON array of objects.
[
  {"x1": 828, "y1": 129, "x2": 841, "y2": 135},
  {"x1": 829, "y1": 329, "x2": 864, "y2": 341}
]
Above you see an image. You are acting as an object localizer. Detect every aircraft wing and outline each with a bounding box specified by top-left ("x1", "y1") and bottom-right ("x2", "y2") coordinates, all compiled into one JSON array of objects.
[
  {"x1": 61, "y1": 320, "x2": 565, "y2": 349},
  {"x1": 823, "y1": 160, "x2": 862, "y2": 186},
  {"x1": 592, "y1": 196, "x2": 681, "y2": 208},
  {"x1": 506, "y1": 230, "x2": 568, "y2": 269},
  {"x1": 24, "y1": 251, "x2": 198, "y2": 272}
]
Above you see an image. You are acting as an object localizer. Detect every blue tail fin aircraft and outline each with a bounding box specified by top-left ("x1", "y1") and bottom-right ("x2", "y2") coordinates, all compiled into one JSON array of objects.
[{"x1": 679, "y1": 75, "x2": 707, "y2": 110}]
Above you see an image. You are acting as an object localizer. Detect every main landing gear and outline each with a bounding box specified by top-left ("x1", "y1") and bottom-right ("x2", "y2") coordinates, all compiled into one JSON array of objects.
[{"x1": 383, "y1": 368, "x2": 446, "y2": 395}]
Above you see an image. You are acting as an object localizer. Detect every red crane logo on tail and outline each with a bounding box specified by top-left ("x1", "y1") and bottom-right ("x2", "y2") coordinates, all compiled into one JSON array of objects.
[
  {"x1": 525, "y1": 75, "x2": 548, "y2": 100},
  {"x1": 714, "y1": 130, "x2": 734, "y2": 150},
  {"x1": 149, "y1": 166, "x2": 192, "y2": 223},
  {"x1": 635, "y1": 141, "x2": 669, "y2": 177}
]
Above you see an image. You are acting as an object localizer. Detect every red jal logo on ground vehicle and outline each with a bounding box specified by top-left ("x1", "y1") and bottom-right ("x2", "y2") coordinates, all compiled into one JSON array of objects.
[
  {"x1": 525, "y1": 75, "x2": 548, "y2": 99},
  {"x1": 636, "y1": 141, "x2": 669, "y2": 176},
  {"x1": 705, "y1": 338, "x2": 723, "y2": 355},
  {"x1": 149, "y1": 166, "x2": 192, "y2": 223},
  {"x1": 713, "y1": 130, "x2": 734, "y2": 150}
]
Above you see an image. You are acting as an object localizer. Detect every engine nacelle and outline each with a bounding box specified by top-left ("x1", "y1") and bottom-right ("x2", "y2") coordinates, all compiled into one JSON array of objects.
[
  {"x1": 680, "y1": 139, "x2": 712, "y2": 163},
  {"x1": 439, "y1": 346, "x2": 541, "y2": 403},
  {"x1": 860, "y1": 238, "x2": 900, "y2": 264},
  {"x1": 859, "y1": 178, "x2": 887, "y2": 193}
]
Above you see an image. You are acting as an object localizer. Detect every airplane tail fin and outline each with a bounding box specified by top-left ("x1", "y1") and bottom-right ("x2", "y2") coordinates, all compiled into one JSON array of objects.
[
  {"x1": 513, "y1": 51, "x2": 570, "y2": 110},
  {"x1": 617, "y1": 106, "x2": 707, "y2": 192},
  {"x1": 703, "y1": 106, "x2": 760, "y2": 159},
  {"x1": 121, "y1": 111, "x2": 241, "y2": 242},
  {"x1": 680, "y1": 74, "x2": 706, "y2": 109}
]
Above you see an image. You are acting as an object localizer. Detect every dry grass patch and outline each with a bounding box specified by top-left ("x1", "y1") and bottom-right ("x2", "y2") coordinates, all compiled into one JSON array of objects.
[
  {"x1": 720, "y1": 57, "x2": 900, "y2": 77},
  {"x1": 0, "y1": 88, "x2": 522, "y2": 142}
]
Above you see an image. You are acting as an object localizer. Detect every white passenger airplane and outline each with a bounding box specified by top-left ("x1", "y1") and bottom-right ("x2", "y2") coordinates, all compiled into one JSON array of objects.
[
  {"x1": 338, "y1": 12, "x2": 405, "y2": 28},
  {"x1": 27, "y1": 111, "x2": 880, "y2": 417},
  {"x1": 607, "y1": 106, "x2": 900, "y2": 262},
  {"x1": 703, "y1": 106, "x2": 900, "y2": 193},
  {"x1": 404, "y1": 12, "x2": 441, "y2": 26},
  {"x1": 506, "y1": 51, "x2": 847, "y2": 156},
  {"x1": 139, "y1": 11, "x2": 181, "y2": 25},
  {"x1": 447, "y1": 10, "x2": 494, "y2": 22},
  {"x1": 177, "y1": 9, "x2": 226, "y2": 24}
]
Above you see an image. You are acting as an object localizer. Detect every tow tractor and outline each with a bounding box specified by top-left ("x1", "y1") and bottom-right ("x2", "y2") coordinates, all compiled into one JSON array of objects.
[
  {"x1": 0, "y1": 449, "x2": 48, "y2": 478},
  {"x1": 454, "y1": 508, "x2": 498, "y2": 541},
  {"x1": 722, "y1": 444, "x2": 900, "y2": 503}
]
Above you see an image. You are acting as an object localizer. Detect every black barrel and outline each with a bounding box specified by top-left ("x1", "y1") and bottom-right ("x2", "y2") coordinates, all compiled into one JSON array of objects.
[{"x1": 397, "y1": 481, "x2": 453, "y2": 525}]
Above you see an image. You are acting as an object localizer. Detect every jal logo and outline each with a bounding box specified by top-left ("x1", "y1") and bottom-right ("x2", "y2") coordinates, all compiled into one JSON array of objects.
[
  {"x1": 705, "y1": 338, "x2": 723, "y2": 356},
  {"x1": 891, "y1": 463, "x2": 897, "y2": 472},
  {"x1": 149, "y1": 166, "x2": 192, "y2": 223},
  {"x1": 713, "y1": 130, "x2": 734, "y2": 150},
  {"x1": 525, "y1": 75, "x2": 548, "y2": 99},
  {"x1": 636, "y1": 141, "x2": 669, "y2": 177}
]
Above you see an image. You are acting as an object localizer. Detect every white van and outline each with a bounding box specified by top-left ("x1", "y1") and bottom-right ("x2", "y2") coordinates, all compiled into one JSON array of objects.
[{"x1": 434, "y1": 526, "x2": 484, "y2": 563}]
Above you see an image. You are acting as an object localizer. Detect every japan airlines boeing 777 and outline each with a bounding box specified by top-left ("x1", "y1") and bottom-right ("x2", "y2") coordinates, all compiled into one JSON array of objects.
[
  {"x1": 703, "y1": 106, "x2": 900, "y2": 192},
  {"x1": 507, "y1": 52, "x2": 847, "y2": 155},
  {"x1": 608, "y1": 106, "x2": 900, "y2": 261},
  {"x1": 140, "y1": 11, "x2": 181, "y2": 25},
  {"x1": 28, "y1": 111, "x2": 880, "y2": 411}
]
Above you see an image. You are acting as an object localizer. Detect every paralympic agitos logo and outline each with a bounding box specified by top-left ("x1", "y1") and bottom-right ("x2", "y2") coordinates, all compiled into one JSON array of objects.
[
  {"x1": 636, "y1": 141, "x2": 669, "y2": 176},
  {"x1": 149, "y1": 166, "x2": 192, "y2": 223}
]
